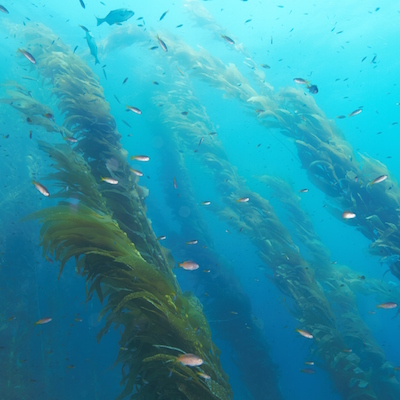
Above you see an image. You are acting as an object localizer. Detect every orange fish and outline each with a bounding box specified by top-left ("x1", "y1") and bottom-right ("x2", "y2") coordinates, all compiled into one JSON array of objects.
[
  {"x1": 176, "y1": 353, "x2": 203, "y2": 367},
  {"x1": 296, "y1": 328, "x2": 313, "y2": 339},
  {"x1": 376, "y1": 302, "x2": 397, "y2": 309},
  {"x1": 178, "y1": 261, "x2": 199, "y2": 271},
  {"x1": 34, "y1": 317, "x2": 52, "y2": 325},
  {"x1": 342, "y1": 211, "x2": 356, "y2": 219},
  {"x1": 32, "y1": 179, "x2": 49, "y2": 197}
]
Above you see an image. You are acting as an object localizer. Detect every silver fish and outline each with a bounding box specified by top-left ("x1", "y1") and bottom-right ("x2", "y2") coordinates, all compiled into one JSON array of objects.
[{"x1": 96, "y1": 9, "x2": 134, "y2": 26}]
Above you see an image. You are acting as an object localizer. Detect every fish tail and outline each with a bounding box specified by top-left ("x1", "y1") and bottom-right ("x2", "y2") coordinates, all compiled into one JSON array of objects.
[{"x1": 96, "y1": 16, "x2": 104, "y2": 26}]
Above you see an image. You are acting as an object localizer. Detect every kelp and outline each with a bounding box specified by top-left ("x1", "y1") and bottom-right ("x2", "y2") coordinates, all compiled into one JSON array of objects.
[
  {"x1": 10, "y1": 22, "x2": 232, "y2": 399},
  {"x1": 264, "y1": 176, "x2": 400, "y2": 399}
]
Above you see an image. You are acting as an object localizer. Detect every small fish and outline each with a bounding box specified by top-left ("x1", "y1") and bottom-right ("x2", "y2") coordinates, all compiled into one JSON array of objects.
[
  {"x1": 174, "y1": 177, "x2": 177, "y2": 189},
  {"x1": 304, "y1": 361, "x2": 314, "y2": 366},
  {"x1": 176, "y1": 353, "x2": 203, "y2": 366},
  {"x1": 367, "y1": 174, "x2": 387, "y2": 187},
  {"x1": 152, "y1": 81, "x2": 159, "y2": 85},
  {"x1": 33, "y1": 179, "x2": 49, "y2": 197},
  {"x1": 349, "y1": 109, "x2": 362, "y2": 117},
  {"x1": 79, "y1": 24, "x2": 89, "y2": 32},
  {"x1": 181, "y1": 111, "x2": 188, "y2": 116},
  {"x1": 176, "y1": 66, "x2": 184, "y2": 76},
  {"x1": 300, "y1": 369, "x2": 316, "y2": 374},
  {"x1": 34, "y1": 317, "x2": 52, "y2": 325},
  {"x1": 342, "y1": 211, "x2": 356, "y2": 219},
  {"x1": 296, "y1": 329, "x2": 313, "y2": 339},
  {"x1": 73, "y1": 45, "x2": 78, "y2": 53},
  {"x1": 198, "y1": 137, "x2": 204, "y2": 147},
  {"x1": 45, "y1": 256, "x2": 53, "y2": 263},
  {"x1": 96, "y1": 9, "x2": 134, "y2": 26},
  {"x1": 79, "y1": 0, "x2": 85, "y2": 9},
  {"x1": 123, "y1": 77, "x2": 128, "y2": 84},
  {"x1": 260, "y1": 63, "x2": 270, "y2": 69},
  {"x1": 74, "y1": 318, "x2": 82, "y2": 322},
  {"x1": 336, "y1": 115, "x2": 346, "y2": 119},
  {"x1": 0, "y1": 5, "x2": 9, "y2": 13},
  {"x1": 236, "y1": 197, "x2": 249, "y2": 203},
  {"x1": 101, "y1": 177, "x2": 118, "y2": 185},
  {"x1": 114, "y1": 95, "x2": 121, "y2": 104},
  {"x1": 157, "y1": 235, "x2": 166, "y2": 241},
  {"x1": 307, "y1": 84, "x2": 318, "y2": 94},
  {"x1": 178, "y1": 261, "x2": 199, "y2": 271},
  {"x1": 29, "y1": 130, "x2": 33, "y2": 139},
  {"x1": 176, "y1": 24, "x2": 183, "y2": 28},
  {"x1": 130, "y1": 155, "x2": 150, "y2": 162},
  {"x1": 208, "y1": 132, "x2": 217, "y2": 136},
  {"x1": 122, "y1": 120, "x2": 132, "y2": 128},
  {"x1": 197, "y1": 372, "x2": 211, "y2": 380},
  {"x1": 44, "y1": 113, "x2": 55, "y2": 120},
  {"x1": 376, "y1": 302, "x2": 397, "y2": 309},
  {"x1": 299, "y1": 188, "x2": 308, "y2": 193},
  {"x1": 361, "y1": 56, "x2": 367, "y2": 62},
  {"x1": 245, "y1": 19, "x2": 252, "y2": 24},
  {"x1": 126, "y1": 105, "x2": 142, "y2": 115},
  {"x1": 371, "y1": 55, "x2": 377, "y2": 64},
  {"x1": 130, "y1": 168, "x2": 143, "y2": 177},
  {"x1": 156, "y1": 35, "x2": 168, "y2": 52},
  {"x1": 201, "y1": 201, "x2": 211, "y2": 206},
  {"x1": 221, "y1": 34, "x2": 235, "y2": 44},
  {"x1": 159, "y1": 10, "x2": 169, "y2": 21},
  {"x1": 18, "y1": 48, "x2": 36, "y2": 64},
  {"x1": 149, "y1": 46, "x2": 158, "y2": 50},
  {"x1": 186, "y1": 240, "x2": 198, "y2": 245},
  {"x1": 293, "y1": 78, "x2": 309, "y2": 85}
]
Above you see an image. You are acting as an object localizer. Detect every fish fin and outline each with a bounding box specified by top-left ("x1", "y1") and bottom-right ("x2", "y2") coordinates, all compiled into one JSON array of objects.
[{"x1": 95, "y1": 16, "x2": 104, "y2": 26}]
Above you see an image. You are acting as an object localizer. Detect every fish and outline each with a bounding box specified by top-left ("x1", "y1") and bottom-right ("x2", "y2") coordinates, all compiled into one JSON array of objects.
[
  {"x1": 159, "y1": 10, "x2": 169, "y2": 21},
  {"x1": 130, "y1": 168, "x2": 143, "y2": 177},
  {"x1": 371, "y1": 55, "x2": 377, "y2": 64},
  {"x1": 174, "y1": 177, "x2": 177, "y2": 189},
  {"x1": 149, "y1": 46, "x2": 158, "y2": 50},
  {"x1": 126, "y1": 105, "x2": 142, "y2": 114},
  {"x1": 245, "y1": 19, "x2": 252, "y2": 24},
  {"x1": 186, "y1": 240, "x2": 198, "y2": 245},
  {"x1": 79, "y1": 24, "x2": 89, "y2": 32},
  {"x1": 0, "y1": 5, "x2": 9, "y2": 13},
  {"x1": 152, "y1": 81, "x2": 159, "y2": 85},
  {"x1": 293, "y1": 78, "x2": 309, "y2": 85},
  {"x1": 376, "y1": 302, "x2": 397, "y2": 309},
  {"x1": 79, "y1": 0, "x2": 85, "y2": 9},
  {"x1": 221, "y1": 34, "x2": 235, "y2": 44},
  {"x1": 84, "y1": 31, "x2": 100, "y2": 64},
  {"x1": 197, "y1": 372, "x2": 211, "y2": 380},
  {"x1": 34, "y1": 317, "x2": 52, "y2": 325},
  {"x1": 336, "y1": 115, "x2": 346, "y2": 119},
  {"x1": 63, "y1": 136, "x2": 78, "y2": 143},
  {"x1": 176, "y1": 353, "x2": 203, "y2": 366},
  {"x1": 342, "y1": 211, "x2": 356, "y2": 219},
  {"x1": 198, "y1": 137, "x2": 204, "y2": 147},
  {"x1": 157, "y1": 34, "x2": 168, "y2": 52},
  {"x1": 123, "y1": 77, "x2": 128, "y2": 84},
  {"x1": 101, "y1": 177, "x2": 118, "y2": 185},
  {"x1": 178, "y1": 261, "x2": 199, "y2": 271},
  {"x1": 18, "y1": 48, "x2": 36, "y2": 64},
  {"x1": 236, "y1": 197, "x2": 249, "y2": 203},
  {"x1": 299, "y1": 188, "x2": 309, "y2": 193},
  {"x1": 260, "y1": 63, "x2": 270, "y2": 69},
  {"x1": 157, "y1": 235, "x2": 167, "y2": 241},
  {"x1": 300, "y1": 369, "x2": 316, "y2": 374},
  {"x1": 349, "y1": 109, "x2": 362, "y2": 117},
  {"x1": 296, "y1": 328, "x2": 313, "y2": 339},
  {"x1": 304, "y1": 361, "x2": 315, "y2": 366},
  {"x1": 114, "y1": 95, "x2": 121, "y2": 104},
  {"x1": 96, "y1": 9, "x2": 134, "y2": 26},
  {"x1": 181, "y1": 111, "x2": 188, "y2": 116},
  {"x1": 307, "y1": 84, "x2": 318, "y2": 94},
  {"x1": 73, "y1": 45, "x2": 78, "y2": 53},
  {"x1": 122, "y1": 120, "x2": 131, "y2": 128},
  {"x1": 33, "y1": 180, "x2": 49, "y2": 197},
  {"x1": 367, "y1": 174, "x2": 387, "y2": 187},
  {"x1": 130, "y1": 155, "x2": 150, "y2": 162},
  {"x1": 201, "y1": 201, "x2": 211, "y2": 206},
  {"x1": 176, "y1": 24, "x2": 183, "y2": 28}
]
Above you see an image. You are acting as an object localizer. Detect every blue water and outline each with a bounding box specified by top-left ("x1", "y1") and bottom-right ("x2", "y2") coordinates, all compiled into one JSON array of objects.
[{"x1": 1, "y1": 1, "x2": 400, "y2": 399}]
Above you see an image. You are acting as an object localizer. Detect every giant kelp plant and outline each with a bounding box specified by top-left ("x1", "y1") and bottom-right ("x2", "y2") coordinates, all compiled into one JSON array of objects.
[{"x1": 8, "y1": 21, "x2": 232, "y2": 400}]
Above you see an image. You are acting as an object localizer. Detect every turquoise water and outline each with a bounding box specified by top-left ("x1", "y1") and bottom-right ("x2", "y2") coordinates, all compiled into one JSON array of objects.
[{"x1": 1, "y1": 1, "x2": 399, "y2": 399}]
